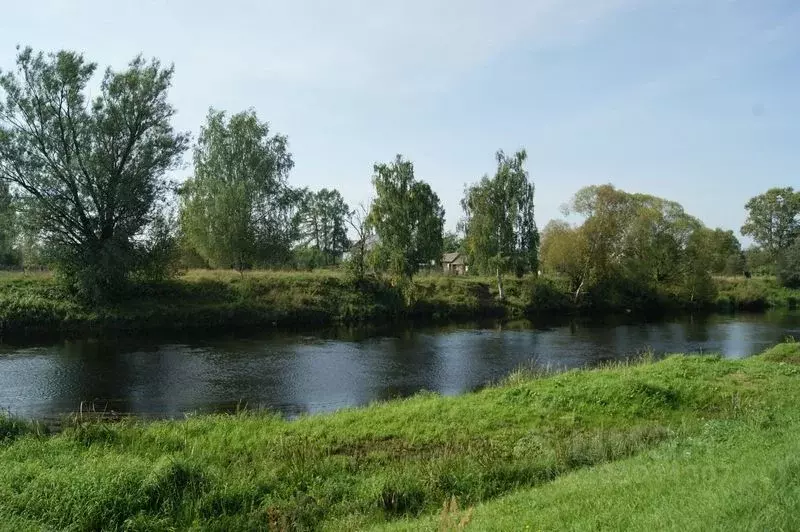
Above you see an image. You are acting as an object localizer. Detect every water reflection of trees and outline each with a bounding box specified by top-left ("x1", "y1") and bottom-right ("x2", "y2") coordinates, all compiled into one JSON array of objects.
[{"x1": 4, "y1": 312, "x2": 799, "y2": 422}]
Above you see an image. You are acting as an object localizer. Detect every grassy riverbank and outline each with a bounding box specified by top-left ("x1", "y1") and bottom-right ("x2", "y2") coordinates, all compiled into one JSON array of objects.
[
  {"x1": 0, "y1": 269, "x2": 796, "y2": 337},
  {"x1": 715, "y1": 275, "x2": 799, "y2": 311},
  {"x1": 1, "y1": 342, "x2": 799, "y2": 530}
]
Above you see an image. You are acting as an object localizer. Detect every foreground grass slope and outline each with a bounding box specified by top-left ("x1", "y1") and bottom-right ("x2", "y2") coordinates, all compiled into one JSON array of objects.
[
  {"x1": 0, "y1": 269, "x2": 796, "y2": 337},
  {"x1": 379, "y1": 416, "x2": 800, "y2": 532},
  {"x1": 1, "y1": 342, "x2": 799, "y2": 530}
]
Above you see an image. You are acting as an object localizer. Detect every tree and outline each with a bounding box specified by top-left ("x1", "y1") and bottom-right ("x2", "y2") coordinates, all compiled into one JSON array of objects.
[
  {"x1": 0, "y1": 181, "x2": 18, "y2": 266},
  {"x1": 442, "y1": 231, "x2": 463, "y2": 253},
  {"x1": 297, "y1": 188, "x2": 350, "y2": 265},
  {"x1": 704, "y1": 228, "x2": 742, "y2": 274},
  {"x1": 368, "y1": 155, "x2": 444, "y2": 279},
  {"x1": 563, "y1": 185, "x2": 702, "y2": 286},
  {"x1": 345, "y1": 202, "x2": 372, "y2": 282},
  {"x1": 0, "y1": 47, "x2": 188, "y2": 301},
  {"x1": 724, "y1": 252, "x2": 746, "y2": 276},
  {"x1": 539, "y1": 220, "x2": 589, "y2": 301},
  {"x1": 744, "y1": 246, "x2": 772, "y2": 276},
  {"x1": 180, "y1": 109, "x2": 295, "y2": 272},
  {"x1": 552, "y1": 184, "x2": 721, "y2": 307},
  {"x1": 777, "y1": 238, "x2": 800, "y2": 288},
  {"x1": 741, "y1": 187, "x2": 800, "y2": 259},
  {"x1": 461, "y1": 150, "x2": 539, "y2": 299},
  {"x1": 681, "y1": 228, "x2": 717, "y2": 305}
]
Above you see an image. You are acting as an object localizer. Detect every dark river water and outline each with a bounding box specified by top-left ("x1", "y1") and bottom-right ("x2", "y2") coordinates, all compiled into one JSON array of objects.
[{"x1": 1, "y1": 311, "x2": 799, "y2": 423}]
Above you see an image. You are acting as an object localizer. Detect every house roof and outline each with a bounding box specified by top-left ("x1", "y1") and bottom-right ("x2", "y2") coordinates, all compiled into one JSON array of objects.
[
  {"x1": 442, "y1": 252, "x2": 467, "y2": 265},
  {"x1": 350, "y1": 233, "x2": 379, "y2": 251}
]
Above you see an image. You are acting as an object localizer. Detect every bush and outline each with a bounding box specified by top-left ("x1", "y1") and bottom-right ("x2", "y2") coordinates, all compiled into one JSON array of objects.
[
  {"x1": 526, "y1": 277, "x2": 572, "y2": 313},
  {"x1": 777, "y1": 240, "x2": 800, "y2": 289}
]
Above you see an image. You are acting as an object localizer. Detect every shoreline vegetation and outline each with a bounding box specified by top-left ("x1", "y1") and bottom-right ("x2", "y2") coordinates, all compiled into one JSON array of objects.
[
  {"x1": 0, "y1": 46, "x2": 797, "y2": 347},
  {"x1": 0, "y1": 341, "x2": 798, "y2": 530},
  {"x1": 0, "y1": 269, "x2": 796, "y2": 339}
]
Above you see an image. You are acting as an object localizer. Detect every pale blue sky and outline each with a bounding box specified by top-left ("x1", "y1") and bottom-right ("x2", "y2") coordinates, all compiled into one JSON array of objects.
[{"x1": 2, "y1": 1, "x2": 799, "y2": 239}]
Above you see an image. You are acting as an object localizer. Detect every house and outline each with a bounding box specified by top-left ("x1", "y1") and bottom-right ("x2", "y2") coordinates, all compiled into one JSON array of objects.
[
  {"x1": 342, "y1": 234, "x2": 379, "y2": 261},
  {"x1": 442, "y1": 252, "x2": 468, "y2": 275}
]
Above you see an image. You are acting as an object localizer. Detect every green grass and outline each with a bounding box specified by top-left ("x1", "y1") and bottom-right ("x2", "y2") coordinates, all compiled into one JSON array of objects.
[
  {"x1": 377, "y1": 417, "x2": 800, "y2": 531},
  {"x1": 715, "y1": 275, "x2": 799, "y2": 311},
  {"x1": 1, "y1": 342, "x2": 799, "y2": 530},
  {"x1": 0, "y1": 269, "x2": 538, "y2": 337},
  {"x1": 0, "y1": 269, "x2": 795, "y2": 337}
]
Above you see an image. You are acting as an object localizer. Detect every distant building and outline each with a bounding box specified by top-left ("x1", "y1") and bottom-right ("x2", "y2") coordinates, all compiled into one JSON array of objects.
[
  {"x1": 343, "y1": 234, "x2": 379, "y2": 261},
  {"x1": 442, "y1": 252, "x2": 468, "y2": 275}
]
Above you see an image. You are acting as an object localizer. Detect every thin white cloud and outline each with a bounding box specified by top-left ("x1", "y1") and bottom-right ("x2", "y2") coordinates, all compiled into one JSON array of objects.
[{"x1": 3, "y1": 0, "x2": 637, "y2": 94}]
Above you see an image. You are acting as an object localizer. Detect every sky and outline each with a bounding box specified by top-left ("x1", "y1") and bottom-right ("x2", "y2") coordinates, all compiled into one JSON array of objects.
[{"x1": 2, "y1": 0, "x2": 799, "y2": 240}]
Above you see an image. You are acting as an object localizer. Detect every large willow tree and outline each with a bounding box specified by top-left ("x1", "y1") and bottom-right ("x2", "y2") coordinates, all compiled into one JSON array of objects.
[
  {"x1": 180, "y1": 109, "x2": 296, "y2": 271},
  {"x1": 0, "y1": 47, "x2": 188, "y2": 301},
  {"x1": 542, "y1": 184, "x2": 717, "y2": 305}
]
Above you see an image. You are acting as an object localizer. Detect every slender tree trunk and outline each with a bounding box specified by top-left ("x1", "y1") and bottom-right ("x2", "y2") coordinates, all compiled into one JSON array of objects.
[
  {"x1": 496, "y1": 267, "x2": 505, "y2": 300},
  {"x1": 574, "y1": 278, "x2": 585, "y2": 303}
]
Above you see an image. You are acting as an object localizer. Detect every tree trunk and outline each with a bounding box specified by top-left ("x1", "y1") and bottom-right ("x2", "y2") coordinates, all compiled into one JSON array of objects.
[
  {"x1": 496, "y1": 267, "x2": 505, "y2": 300},
  {"x1": 573, "y1": 278, "x2": 585, "y2": 303}
]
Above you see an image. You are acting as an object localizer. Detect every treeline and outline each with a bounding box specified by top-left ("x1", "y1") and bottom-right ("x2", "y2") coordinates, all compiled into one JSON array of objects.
[
  {"x1": 538, "y1": 187, "x2": 800, "y2": 308},
  {"x1": 0, "y1": 47, "x2": 798, "y2": 305}
]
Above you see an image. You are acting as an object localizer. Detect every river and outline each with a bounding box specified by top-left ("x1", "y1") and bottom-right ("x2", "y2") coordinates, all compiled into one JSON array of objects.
[{"x1": 1, "y1": 311, "x2": 798, "y2": 423}]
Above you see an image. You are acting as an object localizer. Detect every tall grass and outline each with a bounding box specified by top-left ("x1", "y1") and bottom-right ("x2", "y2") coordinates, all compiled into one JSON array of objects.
[
  {"x1": 0, "y1": 343, "x2": 798, "y2": 530},
  {"x1": 715, "y1": 275, "x2": 799, "y2": 311}
]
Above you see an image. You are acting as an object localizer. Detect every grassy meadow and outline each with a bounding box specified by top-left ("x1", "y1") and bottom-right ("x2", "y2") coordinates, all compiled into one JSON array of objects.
[
  {"x1": 0, "y1": 268, "x2": 795, "y2": 337},
  {"x1": 1, "y1": 341, "x2": 800, "y2": 530}
]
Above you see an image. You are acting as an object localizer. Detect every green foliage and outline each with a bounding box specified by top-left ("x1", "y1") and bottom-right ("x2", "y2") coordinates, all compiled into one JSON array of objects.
[
  {"x1": 539, "y1": 220, "x2": 588, "y2": 299},
  {"x1": 344, "y1": 203, "x2": 372, "y2": 283},
  {"x1": 0, "y1": 270, "x2": 794, "y2": 337},
  {"x1": 745, "y1": 246, "x2": 773, "y2": 276},
  {"x1": 180, "y1": 109, "x2": 296, "y2": 272},
  {"x1": 0, "y1": 182, "x2": 19, "y2": 267},
  {"x1": 705, "y1": 228, "x2": 743, "y2": 274},
  {"x1": 525, "y1": 277, "x2": 572, "y2": 313},
  {"x1": 777, "y1": 238, "x2": 800, "y2": 288},
  {"x1": 442, "y1": 231, "x2": 463, "y2": 254},
  {"x1": 461, "y1": 150, "x2": 539, "y2": 295},
  {"x1": 714, "y1": 276, "x2": 798, "y2": 311},
  {"x1": 723, "y1": 251, "x2": 746, "y2": 276},
  {"x1": 369, "y1": 155, "x2": 444, "y2": 279},
  {"x1": 741, "y1": 187, "x2": 800, "y2": 259},
  {"x1": 542, "y1": 185, "x2": 720, "y2": 306},
  {"x1": 0, "y1": 47, "x2": 188, "y2": 302},
  {"x1": 679, "y1": 228, "x2": 717, "y2": 305},
  {"x1": 296, "y1": 188, "x2": 350, "y2": 265},
  {"x1": 292, "y1": 246, "x2": 329, "y2": 271},
  {"x1": 2, "y1": 345, "x2": 800, "y2": 529},
  {"x1": 132, "y1": 211, "x2": 182, "y2": 282}
]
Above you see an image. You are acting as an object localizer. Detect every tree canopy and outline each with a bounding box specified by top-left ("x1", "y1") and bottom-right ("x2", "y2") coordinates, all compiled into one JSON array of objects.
[
  {"x1": 543, "y1": 185, "x2": 716, "y2": 305},
  {"x1": 180, "y1": 109, "x2": 295, "y2": 271},
  {"x1": 368, "y1": 155, "x2": 444, "y2": 279},
  {"x1": 0, "y1": 181, "x2": 17, "y2": 266},
  {"x1": 0, "y1": 47, "x2": 188, "y2": 300},
  {"x1": 296, "y1": 188, "x2": 350, "y2": 265},
  {"x1": 741, "y1": 187, "x2": 800, "y2": 259},
  {"x1": 461, "y1": 150, "x2": 539, "y2": 298},
  {"x1": 777, "y1": 238, "x2": 800, "y2": 289}
]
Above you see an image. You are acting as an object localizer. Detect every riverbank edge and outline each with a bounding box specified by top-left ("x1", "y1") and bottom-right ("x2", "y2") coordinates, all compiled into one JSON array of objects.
[
  {"x1": 0, "y1": 271, "x2": 795, "y2": 339},
  {"x1": 376, "y1": 346, "x2": 800, "y2": 531},
  {"x1": 1, "y1": 341, "x2": 799, "y2": 530}
]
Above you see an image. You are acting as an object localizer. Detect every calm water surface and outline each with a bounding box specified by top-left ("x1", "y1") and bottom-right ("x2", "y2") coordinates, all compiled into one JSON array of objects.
[{"x1": 1, "y1": 312, "x2": 798, "y2": 422}]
